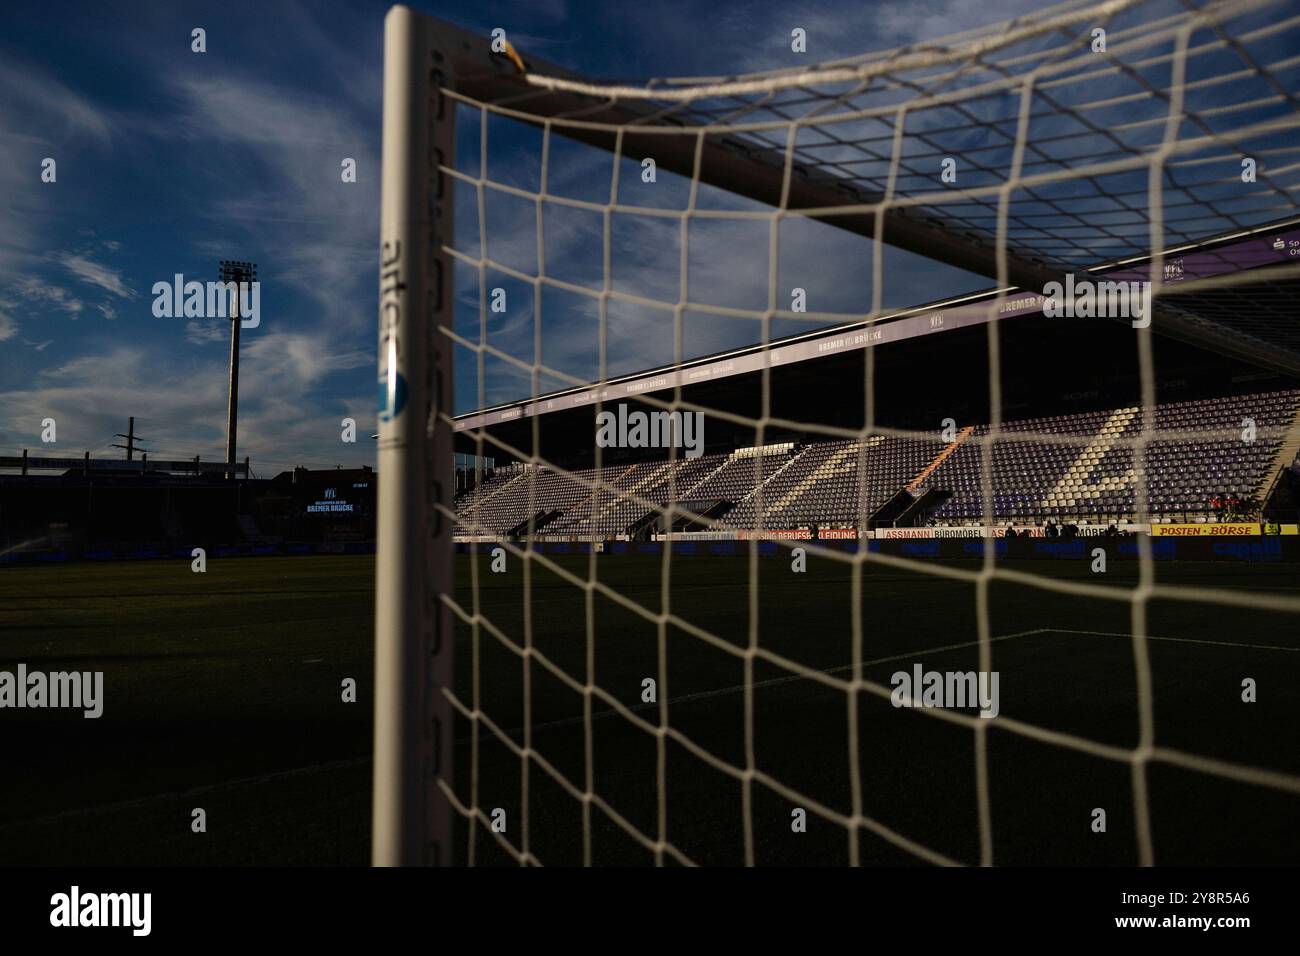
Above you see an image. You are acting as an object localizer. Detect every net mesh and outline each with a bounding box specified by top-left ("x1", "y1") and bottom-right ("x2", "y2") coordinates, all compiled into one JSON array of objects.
[{"x1": 428, "y1": 0, "x2": 1300, "y2": 865}]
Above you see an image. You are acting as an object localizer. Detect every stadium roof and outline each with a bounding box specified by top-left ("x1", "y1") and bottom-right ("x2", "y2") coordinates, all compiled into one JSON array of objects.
[{"x1": 456, "y1": 215, "x2": 1300, "y2": 433}]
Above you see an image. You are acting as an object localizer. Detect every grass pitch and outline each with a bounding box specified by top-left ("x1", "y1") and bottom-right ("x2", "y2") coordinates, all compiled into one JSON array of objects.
[{"x1": 1, "y1": 550, "x2": 1297, "y2": 865}]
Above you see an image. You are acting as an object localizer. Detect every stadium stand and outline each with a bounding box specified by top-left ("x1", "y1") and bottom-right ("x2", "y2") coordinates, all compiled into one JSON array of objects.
[
  {"x1": 453, "y1": 389, "x2": 1300, "y2": 536},
  {"x1": 553, "y1": 455, "x2": 725, "y2": 538},
  {"x1": 930, "y1": 390, "x2": 1300, "y2": 523}
]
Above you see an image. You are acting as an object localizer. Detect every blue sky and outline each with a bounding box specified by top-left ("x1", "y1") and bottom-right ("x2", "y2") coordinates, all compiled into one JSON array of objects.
[{"x1": 0, "y1": 0, "x2": 1078, "y2": 473}]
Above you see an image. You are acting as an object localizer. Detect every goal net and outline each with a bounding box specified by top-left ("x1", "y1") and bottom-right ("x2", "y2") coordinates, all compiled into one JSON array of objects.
[{"x1": 374, "y1": 0, "x2": 1300, "y2": 866}]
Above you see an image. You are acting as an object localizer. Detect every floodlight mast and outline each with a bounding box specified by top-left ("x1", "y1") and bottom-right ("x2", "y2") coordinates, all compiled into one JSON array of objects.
[{"x1": 219, "y1": 260, "x2": 256, "y2": 481}]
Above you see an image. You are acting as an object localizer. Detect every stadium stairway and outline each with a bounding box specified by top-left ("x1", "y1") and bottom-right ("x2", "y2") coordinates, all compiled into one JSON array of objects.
[
  {"x1": 1257, "y1": 404, "x2": 1300, "y2": 505},
  {"x1": 731, "y1": 446, "x2": 804, "y2": 510},
  {"x1": 603, "y1": 461, "x2": 672, "y2": 524},
  {"x1": 678, "y1": 454, "x2": 733, "y2": 499},
  {"x1": 455, "y1": 468, "x2": 530, "y2": 534},
  {"x1": 1040, "y1": 405, "x2": 1140, "y2": 512},
  {"x1": 685, "y1": 444, "x2": 796, "y2": 528},
  {"x1": 723, "y1": 441, "x2": 861, "y2": 528},
  {"x1": 506, "y1": 509, "x2": 563, "y2": 537},
  {"x1": 554, "y1": 460, "x2": 678, "y2": 537},
  {"x1": 867, "y1": 488, "x2": 915, "y2": 529},
  {"x1": 895, "y1": 487, "x2": 952, "y2": 526},
  {"x1": 907, "y1": 425, "x2": 972, "y2": 491}
]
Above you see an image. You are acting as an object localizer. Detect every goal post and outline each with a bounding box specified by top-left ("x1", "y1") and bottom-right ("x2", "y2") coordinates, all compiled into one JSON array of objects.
[{"x1": 373, "y1": 5, "x2": 456, "y2": 866}]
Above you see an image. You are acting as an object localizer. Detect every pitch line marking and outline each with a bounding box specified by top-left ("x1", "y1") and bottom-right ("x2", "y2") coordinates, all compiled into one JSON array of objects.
[{"x1": 1042, "y1": 628, "x2": 1299, "y2": 654}]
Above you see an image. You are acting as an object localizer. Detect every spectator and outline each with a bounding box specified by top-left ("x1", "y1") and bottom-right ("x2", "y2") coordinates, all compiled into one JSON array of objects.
[{"x1": 1004, "y1": 525, "x2": 1016, "y2": 539}]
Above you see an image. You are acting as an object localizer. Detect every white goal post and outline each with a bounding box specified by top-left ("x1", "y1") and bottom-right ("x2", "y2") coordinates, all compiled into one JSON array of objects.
[{"x1": 373, "y1": 6, "x2": 456, "y2": 866}]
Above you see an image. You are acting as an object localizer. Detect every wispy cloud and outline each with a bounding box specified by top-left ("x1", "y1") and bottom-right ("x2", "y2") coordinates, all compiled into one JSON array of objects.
[
  {"x1": 0, "y1": 57, "x2": 113, "y2": 145},
  {"x1": 61, "y1": 254, "x2": 136, "y2": 299},
  {"x1": 184, "y1": 319, "x2": 226, "y2": 345},
  {"x1": 13, "y1": 277, "x2": 83, "y2": 315},
  {"x1": 0, "y1": 56, "x2": 116, "y2": 281},
  {"x1": 242, "y1": 332, "x2": 371, "y2": 390}
]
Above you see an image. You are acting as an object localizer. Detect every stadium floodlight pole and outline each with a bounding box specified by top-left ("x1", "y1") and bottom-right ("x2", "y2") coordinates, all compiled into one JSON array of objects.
[
  {"x1": 373, "y1": 4, "x2": 456, "y2": 866},
  {"x1": 219, "y1": 260, "x2": 256, "y2": 481}
]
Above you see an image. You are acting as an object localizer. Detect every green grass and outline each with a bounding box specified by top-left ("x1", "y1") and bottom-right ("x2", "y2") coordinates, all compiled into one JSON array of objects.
[
  {"x1": 0, "y1": 555, "x2": 374, "y2": 864},
  {"x1": 1, "y1": 551, "x2": 1298, "y2": 865}
]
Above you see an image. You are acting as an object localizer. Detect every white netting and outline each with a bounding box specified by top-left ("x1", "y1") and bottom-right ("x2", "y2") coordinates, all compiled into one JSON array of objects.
[{"x1": 430, "y1": 0, "x2": 1300, "y2": 865}]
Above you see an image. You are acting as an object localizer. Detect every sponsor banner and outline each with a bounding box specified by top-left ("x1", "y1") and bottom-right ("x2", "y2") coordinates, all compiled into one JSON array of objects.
[
  {"x1": 658, "y1": 530, "x2": 818, "y2": 542},
  {"x1": 1151, "y1": 522, "x2": 1260, "y2": 537},
  {"x1": 1072, "y1": 523, "x2": 1150, "y2": 536},
  {"x1": 655, "y1": 531, "x2": 739, "y2": 541},
  {"x1": 818, "y1": 528, "x2": 863, "y2": 540},
  {"x1": 1212, "y1": 538, "x2": 1284, "y2": 560},
  {"x1": 878, "y1": 527, "x2": 986, "y2": 539},
  {"x1": 1105, "y1": 226, "x2": 1300, "y2": 286},
  {"x1": 882, "y1": 524, "x2": 1153, "y2": 540},
  {"x1": 1262, "y1": 523, "x2": 1300, "y2": 535}
]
